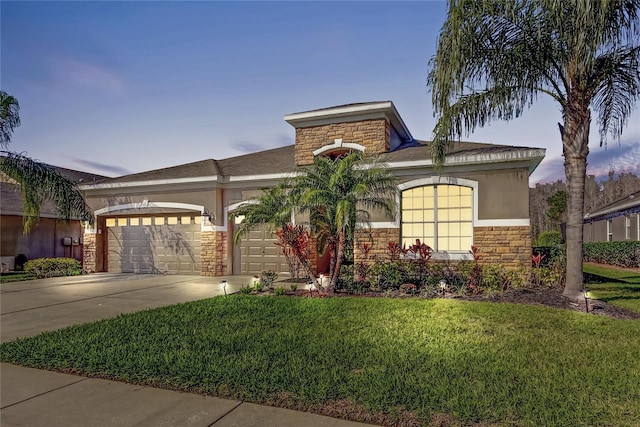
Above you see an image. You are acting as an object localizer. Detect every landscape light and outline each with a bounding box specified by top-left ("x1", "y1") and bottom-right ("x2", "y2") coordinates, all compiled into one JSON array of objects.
[
  {"x1": 220, "y1": 280, "x2": 227, "y2": 296},
  {"x1": 439, "y1": 279, "x2": 447, "y2": 298},
  {"x1": 583, "y1": 288, "x2": 590, "y2": 313},
  {"x1": 307, "y1": 281, "x2": 314, "y2": 297}
]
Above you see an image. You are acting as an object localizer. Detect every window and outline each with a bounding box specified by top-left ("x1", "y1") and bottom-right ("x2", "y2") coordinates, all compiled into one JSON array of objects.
[
  {"x1": 401, "y1": 184, "x2": 473, "y2": 251},
  {"x1": 607, "y1": 219, "x2": 613, "y2": 242},
  {"x1": 626, "y1": 216, "x2": 631, "y2": 240}
]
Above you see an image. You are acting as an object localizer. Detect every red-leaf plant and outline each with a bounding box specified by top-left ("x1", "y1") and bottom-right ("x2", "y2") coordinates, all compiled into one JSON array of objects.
[
  {"x1": 275, "y1": 224, "x2": 319, "y2": 289},
  {"x1": 468, "y1": 245, "x2": 483, "y2": 294}
]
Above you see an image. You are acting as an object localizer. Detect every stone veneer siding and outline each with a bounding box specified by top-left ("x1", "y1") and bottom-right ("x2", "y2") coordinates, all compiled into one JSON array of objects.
[
  {"x1": 295, "y1": 119, "x2": 390, "y2": 166},
  {"x1": 354, "y1": 228, "x2": 400, "y2": 265},
  {"x1": 201, "y1": 231, "x2": 228, "y2": 276},
  {"x1": 473, "y1": 226, "x2": 531, "y2": 268},
  {"x1": 82, "y1": 232, "x2": 96, "y2": 273},
  {"x1": 353, "y1": 226, "x2": 530, "y2": 269}
]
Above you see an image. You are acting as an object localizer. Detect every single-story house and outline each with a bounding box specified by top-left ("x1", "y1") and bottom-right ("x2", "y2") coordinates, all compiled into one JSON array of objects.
[
  {"x1": 584, "y1": 191, "x2": 640, "y2": 242},
  {"x1": 80, "y1": 101, "x2": 545, "y2": 276},
  {"x1": 0, "y1": 165, "x2": 107, "y2": 270}
]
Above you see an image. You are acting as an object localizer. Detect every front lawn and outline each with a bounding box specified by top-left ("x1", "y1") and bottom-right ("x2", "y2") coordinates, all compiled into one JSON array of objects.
[
  {"x1": 584, "y1": 263, "x2": 640, "y2": 313},
  {"x1": 0, "y1": 272, "x2": 35, "y2": 283},
  {"x1": 2, "y1": 296, "x2": 639, "y2": 426}
]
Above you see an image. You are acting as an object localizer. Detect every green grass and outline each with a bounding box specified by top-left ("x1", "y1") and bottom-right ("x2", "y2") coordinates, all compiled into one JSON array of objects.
[
  {"x1": 0, "y1": 272, "x2": 35, "y2": 283},
  {"x1": 584, "y1": 263, "x2": 640, "y2": 313},
  {"x1": 2, "y1": 296, "x2": 639, "y2": 426}
]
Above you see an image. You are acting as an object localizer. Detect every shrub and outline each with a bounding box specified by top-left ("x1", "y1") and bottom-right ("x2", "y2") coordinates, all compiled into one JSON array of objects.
[
  {"x1": 536, "y1": 230, "x2": 563, "y2": 246},
  {"x1": 24, "y1": 257, "x2": 82, "y2": 279},
  {"x1": 369, "y1": 261, "x2": 403, "y2": 290},
  {"x1": 290, "y1": 283, "x2": 298, "y2": 291},
  {"x1": 274, "y1": 287, "x2": 287, "y2": 296},
  {"x1": 532, "y1": 245, "x2": 566, "y2": 268},
  {"x1": 482, "y1": 264, "x2": 510, "y2": 292},
  {"x1": 240, "y1": 284, "x2": 253, "y2": 294},
  {"x1": 260, "y1": 270, "x2": 278, "y2": 289},
  {"x1": 583, "y1": 241, "x2": 640, "y2": 268},
  {"x1": 399, "y1": 283, "x2": 417, "y2": 295}
]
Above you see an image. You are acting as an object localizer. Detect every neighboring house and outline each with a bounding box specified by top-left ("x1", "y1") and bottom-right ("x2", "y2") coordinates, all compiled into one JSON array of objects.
[
  {"x1": 584, "y1": 191, "x2": 640, "y2": 243},
  {"x1": 80, "y1": 101, "x2": 545, "y2": 276},
  {"x1": 0, "y1": 165, "x2": 107, "y2": 270}
]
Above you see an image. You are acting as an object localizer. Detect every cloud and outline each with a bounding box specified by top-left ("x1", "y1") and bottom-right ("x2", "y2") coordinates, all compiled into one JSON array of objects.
[
  {"x1": 50, "y1": 57, "x2": 124, "y2": 95},
  {"x1": 232, "y1": 134, "x2": 294, "y2": 154},
  {"x1": 531, "y1": 140, "x2": 640, "y2": 184},
  {"x1": 72, "y1": 158, "x2": 130, "y2": 176}
]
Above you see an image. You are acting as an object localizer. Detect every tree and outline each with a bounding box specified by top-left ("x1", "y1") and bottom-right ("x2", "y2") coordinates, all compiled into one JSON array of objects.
[
  {"x1": 0, "y1": 91, "x2": 20, "y2": 145},
  {"x1": 291, "y1": 152, "x2": 397, "y2": 292},
  {"x1": 547, "y1": 190, "x2": 567, "y2": 226},
  {"x1": 231, "y1": 152, "x2": 397, "y2": 293},
  {"x1": 0, "y1": 90, "x2": 92, "y2": 232},
  {"x1": 428, "y1": 0, "x2": 640, "y2": 299},
  {"x1": 230, "y1": 184, "x2": 320, "y2": 287}
]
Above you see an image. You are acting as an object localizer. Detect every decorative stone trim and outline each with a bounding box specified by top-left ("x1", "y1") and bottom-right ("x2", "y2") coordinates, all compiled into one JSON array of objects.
[
  {"x1": 201, "y1": 231, "x2": 228, "y2": 276},
  {"x1": 82, "y1": 231, "x2": 97, "y2": 273},
  {"x1": 473, "y1": 226, "x2": 531, "y2": 268},
  {"x1": 295, "y1": 119, "x2": 389, "y2": 166}
]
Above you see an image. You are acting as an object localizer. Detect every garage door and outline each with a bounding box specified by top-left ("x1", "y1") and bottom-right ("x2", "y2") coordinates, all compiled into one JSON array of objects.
[
  {"x1": 106, "y1": 215, "x2": 201, "y2": 274},
  {"x1": 239, "y1": 226, "x2": 288, "y2": 275}
]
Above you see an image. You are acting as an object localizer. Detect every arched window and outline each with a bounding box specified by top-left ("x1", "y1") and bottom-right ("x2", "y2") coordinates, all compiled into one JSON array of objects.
[{"x1": 401, "y1": 184, "x2": 473, "y2": 252}]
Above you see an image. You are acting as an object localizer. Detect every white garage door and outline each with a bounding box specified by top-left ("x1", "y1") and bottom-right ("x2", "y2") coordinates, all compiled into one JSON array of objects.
[
  {"x1": 106, "y1": 215, "x2": 201, "y2": 274},
  {"x1": 239, "y1": 226, "x2": 288, "y2": 275}
]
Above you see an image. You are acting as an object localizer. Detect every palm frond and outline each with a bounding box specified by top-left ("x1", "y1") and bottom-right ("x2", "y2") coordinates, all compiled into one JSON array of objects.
[
  {"x1": 0, "y1": 91, "x2": 21, "y2": 147},
  {"x1": 1, "y1": 151, "x2": 93, "y2": 233}
]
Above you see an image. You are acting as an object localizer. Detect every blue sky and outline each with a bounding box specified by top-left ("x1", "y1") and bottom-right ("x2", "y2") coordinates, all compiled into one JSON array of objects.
[{"x1": 2, "y1": 1, "x2": 639, "y2": 184}]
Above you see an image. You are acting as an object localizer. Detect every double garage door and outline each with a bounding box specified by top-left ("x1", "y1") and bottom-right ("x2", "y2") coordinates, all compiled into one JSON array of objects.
[{"x1": 106, "y1": 215, "x2": 201, "y2": 275}]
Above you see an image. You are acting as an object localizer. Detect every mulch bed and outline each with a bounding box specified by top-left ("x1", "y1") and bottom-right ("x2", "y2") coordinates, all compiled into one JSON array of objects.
[
  {"x1": 464, "y1": 287, "x2": 640, "y2": 320},
  {"x1": 266, "y1": 286, "x2": 640, "y2": 320}
]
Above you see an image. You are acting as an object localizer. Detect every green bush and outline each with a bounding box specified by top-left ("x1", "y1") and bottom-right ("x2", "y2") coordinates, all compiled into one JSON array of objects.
[
  {"x1": 369, "y1": 261, "x2": 403, "y2": 290},
  {"x1": 536, "y1": 230, "x2": 563, "y2": 246},
  {"x1": 532, "y1": 245, "x2": 566, "y2": 268},
  {"x1": 583, "y1": 241, "x2": 640, "y2": 268},
  {"x1": 24, "y1": 257, "x2": 82, "y2": 279},
  {"x1": 240, "y1": 284, "x2": 253, "y2": 294},
  {"x1": 274, "y1": 287, "x2": 287, "y2": 296}
]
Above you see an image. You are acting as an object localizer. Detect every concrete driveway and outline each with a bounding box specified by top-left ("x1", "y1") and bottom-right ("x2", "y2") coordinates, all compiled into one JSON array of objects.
[{"x1": 1, "y1": 273, "x2": 252, "y2": 342}]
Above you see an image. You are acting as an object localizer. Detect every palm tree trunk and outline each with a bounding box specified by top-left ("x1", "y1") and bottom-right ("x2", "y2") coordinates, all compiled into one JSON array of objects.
[
  {"x1": 329, "y1": 230, "x2": 345, "y2": 293},
  {"x1": 560, "y1": 106, "x2": 590, "y2": 300}
]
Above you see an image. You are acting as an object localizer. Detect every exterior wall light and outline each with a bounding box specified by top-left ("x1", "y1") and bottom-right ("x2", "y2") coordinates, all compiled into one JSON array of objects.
[{"x1": 202, "y1": 210, "x2": 215, "y2": 223}]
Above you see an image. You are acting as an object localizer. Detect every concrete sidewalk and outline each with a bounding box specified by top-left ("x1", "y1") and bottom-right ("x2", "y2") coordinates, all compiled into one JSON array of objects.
[{"x1": 0, "y1": 273, "x2": 376, "y2": 426}]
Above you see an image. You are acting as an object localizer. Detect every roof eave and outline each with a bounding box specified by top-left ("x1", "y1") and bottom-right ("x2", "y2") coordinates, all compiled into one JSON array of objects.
[{"x1": 284, "y1": 101, "x2": 413, "y2": 141}]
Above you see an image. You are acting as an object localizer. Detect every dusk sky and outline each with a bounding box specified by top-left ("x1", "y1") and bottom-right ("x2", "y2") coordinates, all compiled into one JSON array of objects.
[{"x1": 2, "y1": 1, "x2": 639, "y2": 184}]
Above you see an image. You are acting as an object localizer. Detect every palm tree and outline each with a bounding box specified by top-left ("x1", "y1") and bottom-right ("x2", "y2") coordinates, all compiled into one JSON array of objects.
[
  {"x1": 0, "y1": 91, "x2": 20, "y2": 146},
  {"x1": 0, "y1": 90, "x2": 92, "y2": 232},
  {"x1": 427, "y1": 0, "x2": 640, "y2": 300},
  {"x1": 231, "y1": 184, "x2": 293, "y2": 244},
  {"x1": 292, "y1": 152, "x2": 397, "y2": 292}
]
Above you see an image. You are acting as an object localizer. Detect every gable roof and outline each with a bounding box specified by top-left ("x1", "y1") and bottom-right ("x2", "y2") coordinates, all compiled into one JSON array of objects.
[
  {"x1": 100, "y1": 159, "x2": 221, "y2": 184},
  {"x1": 585, "y1": 190, "x2": 640, "y2": 221},
  {"x1": 83, "y1": 139, "x2": 544, "y2": 189}
]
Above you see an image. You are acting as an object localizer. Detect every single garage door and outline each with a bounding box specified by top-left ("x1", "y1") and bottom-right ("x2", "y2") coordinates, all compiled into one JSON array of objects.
[
  {"x1": 239, "y1": 226, "x2": 288, "y2": 274},
  {"x1": 106, "y1": 215, "x2": 201, "y2": 274}
]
